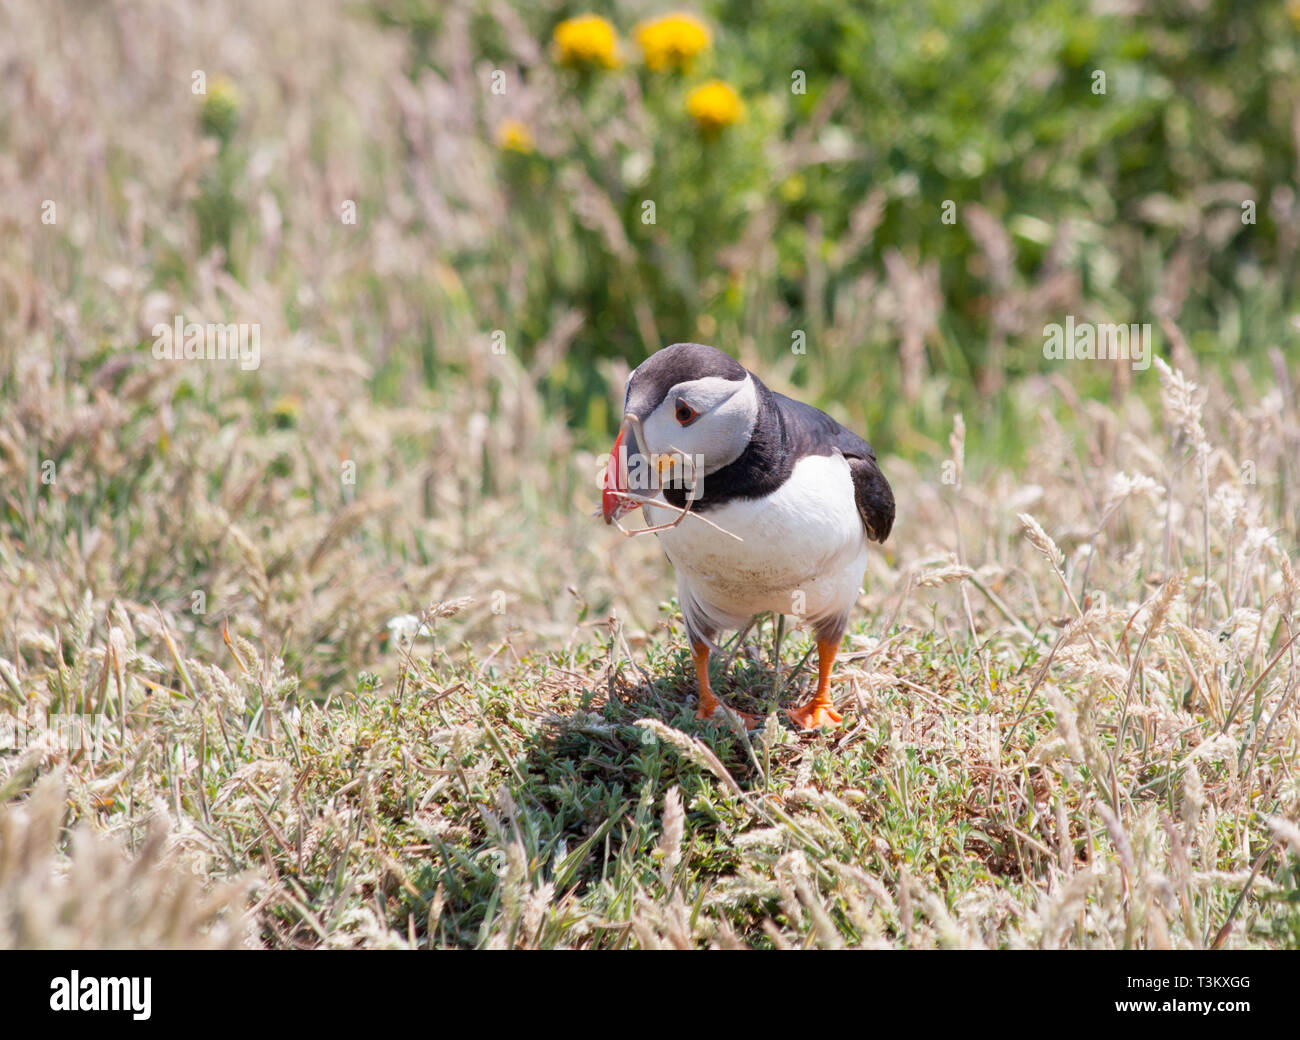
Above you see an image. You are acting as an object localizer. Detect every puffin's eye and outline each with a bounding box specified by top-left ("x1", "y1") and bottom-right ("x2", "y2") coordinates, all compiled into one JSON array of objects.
[{"x1": 674, "y1": 398, "x2": 698, "y2": 426}]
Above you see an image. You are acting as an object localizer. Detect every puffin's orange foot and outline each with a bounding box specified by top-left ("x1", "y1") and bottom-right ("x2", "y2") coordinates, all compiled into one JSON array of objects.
[
  {"x1": 786, "y1": 698, "x2": 843, "y2": 730},
  {"x1": 692, "y1": 639, "x2": 758, "y2": 730},
  {"x1": 696, "y1": 700, "x2": 759, "y2": 730}
]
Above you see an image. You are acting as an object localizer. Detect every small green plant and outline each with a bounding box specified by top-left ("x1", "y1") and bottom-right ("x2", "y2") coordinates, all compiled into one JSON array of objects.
[{"x1": 193, "y1": 77, "x2": 246, "y2": 272}]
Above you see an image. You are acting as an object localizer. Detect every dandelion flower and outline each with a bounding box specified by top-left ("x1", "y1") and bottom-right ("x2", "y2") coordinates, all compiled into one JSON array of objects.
[
  {"x1": 200, "y1": 77, "x2": 241, "y2": 141},
  {"x1": 271, "y1": 394, "x2": 301, "y2": 428},
  {"x1": 553, "y1": 15, "x2": 620, "y2": 70},
  {"x1": 495, "y1": 119, "x2": 534, "y2": 154},
  {"x1": 686, "y1": 79, "x2": 744, "y2": 133},
  {"x1": 635, "y1": 13, "x2": 711, "y2": 72}
]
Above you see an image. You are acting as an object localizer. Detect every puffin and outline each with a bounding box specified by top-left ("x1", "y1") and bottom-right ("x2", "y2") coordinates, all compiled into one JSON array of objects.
[{"x1": 602, "y1": 342, "x2": 894, "y2": 729}]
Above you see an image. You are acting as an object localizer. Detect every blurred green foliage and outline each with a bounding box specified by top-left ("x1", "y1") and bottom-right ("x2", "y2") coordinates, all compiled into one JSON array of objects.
[{"x1": 367, "y1": 0, "x2": 1300, "y2": 449}]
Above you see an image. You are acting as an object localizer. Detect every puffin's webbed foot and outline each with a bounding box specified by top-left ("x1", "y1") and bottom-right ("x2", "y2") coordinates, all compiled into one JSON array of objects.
[
  {"x1": 787, "y1": 638, "x2": 847, "y2": 730},
  {"x1": 786, "y1": 696, "x2": 843, "y2": 730},
  {"x1": 692, "y1": 640, "x2": 759, "y2": 730}
]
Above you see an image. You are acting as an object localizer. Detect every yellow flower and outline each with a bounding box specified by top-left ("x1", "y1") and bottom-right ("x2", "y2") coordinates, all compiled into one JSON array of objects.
[
  {"x1": 1289, "y1": 0, "x2": 1300, "y2": 28},
  {"x1": 686, "y1": 80, "x2": 744, "y2": 133},
  {"x1": 200, "y1": 77, "x2": 241, "y2": 141},
  {"x1": 919, "y1": 28, "x2": 949, "y2": 60},
  {"x1": 553, "y1": 15, "x2": 620, "y2": 70},
  {"x1": 635, "y1": 13, "x2": 711, "y2": 72},
  {"x1": 495, "y1": 119, "x2": 534, "y2": 154},
  {"x1": 779, "y1": 173, "x2": 806, "y2": 203},
  {"x1": 271, "y1": 394, "x2": 301, "y2": 428}
]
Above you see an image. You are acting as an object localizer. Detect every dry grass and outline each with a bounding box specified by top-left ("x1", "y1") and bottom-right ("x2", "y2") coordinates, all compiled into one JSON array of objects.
[{"x1": 0, "y1": 0, "x2": 1297, "y2": 948}]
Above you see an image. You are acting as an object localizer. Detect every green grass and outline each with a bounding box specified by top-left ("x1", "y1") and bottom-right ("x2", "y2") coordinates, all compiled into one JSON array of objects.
[
  {"x1": 2, "y1": 0, "x2": 1298, "y2": 949},
  {"x1": 5, "y1": 478, "x2": 1299, "y2": 950}
]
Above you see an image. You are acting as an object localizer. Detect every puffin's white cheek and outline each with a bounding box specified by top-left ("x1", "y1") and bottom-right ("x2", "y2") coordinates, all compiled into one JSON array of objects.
[
  {"x1": 698, "y1": 419, "x2": 746, "y2": 473},
  {"x1": 672, "y1": 426, "x2": 713, "y2": 468},
  {"x1": 640, "y1": 413, "x2": 679, "y2": 456}
]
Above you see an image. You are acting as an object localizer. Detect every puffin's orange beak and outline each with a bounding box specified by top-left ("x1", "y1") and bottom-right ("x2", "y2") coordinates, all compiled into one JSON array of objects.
[{"x1": 602, "y1": 419, "x2": 637, "y2": 523}]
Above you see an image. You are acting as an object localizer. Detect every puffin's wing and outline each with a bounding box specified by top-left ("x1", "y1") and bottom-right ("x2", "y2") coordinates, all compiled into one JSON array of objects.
[
  {"x1": 772, "y1": 392, "x2": 895, "y2": 544},
  {"x1": 845, "y1": 453, "x2": 894, "y2": 543}
]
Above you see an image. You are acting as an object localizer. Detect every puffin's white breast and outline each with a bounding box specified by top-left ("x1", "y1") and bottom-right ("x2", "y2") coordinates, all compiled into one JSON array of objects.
[{"x1": 645, "y1": 452, "x2": 867, "y2": 630}]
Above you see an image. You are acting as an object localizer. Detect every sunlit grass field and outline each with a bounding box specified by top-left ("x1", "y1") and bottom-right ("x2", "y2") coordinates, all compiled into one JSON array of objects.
[{"x1": 1, "y1": 0, "x2": 1298, "y2": 948}]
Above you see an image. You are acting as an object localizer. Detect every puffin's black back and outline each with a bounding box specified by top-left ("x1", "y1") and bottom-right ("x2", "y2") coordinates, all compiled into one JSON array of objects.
[{"x1": 771, "y1": 391, "x2": 895, "y2": 542}]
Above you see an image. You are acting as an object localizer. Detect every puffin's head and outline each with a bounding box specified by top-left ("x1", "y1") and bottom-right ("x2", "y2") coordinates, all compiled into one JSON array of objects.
[{"x1": 602, "y1": 343, "x2": 759, "y2": 522}]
